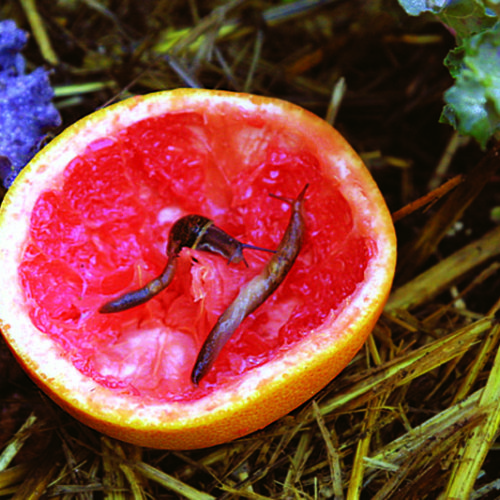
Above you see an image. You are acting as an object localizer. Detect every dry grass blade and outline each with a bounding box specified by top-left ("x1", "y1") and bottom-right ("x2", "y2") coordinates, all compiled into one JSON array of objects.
[
  {"x1": 444, "y1": 321, "x2": 500, "y2": 498},
  {"x1": 132, "y1": 461, "x2": 215, "y2": 500},
  {"x1": 218, "y1": 485, "x2": 274, "y2": 499},
  {"x1": 100, "y1": 437, "x2": 146, "y2": 500},
  {"x1": 0, "y1": 464, "x2": 29, "y2": 496},
  {"x1": 217, "y1": 455, "x2": 291, "y2": 500},
  {"x1": 102, "y1": 438, "x2": 128, "y2": 500},
  {"x1": 371, "y1": 408, "x2": 484, "y2": 499},
  {"x1": 18, "y1": 0, "x2": 58, "y2": 65},
  {"x1": 0, "y1": 414, "x2": 37, "y2": 471},
  {"x1": 175, "y1": 441, "x2": 251, "y2": 480},
  {"x1": 452, "y1": 320, "x2": 500, "y2": 404},
  {"x1": 387, "y1": 225, "x2": 500, "y2": 311},
  {"x1": 346, "y1": 337, "x2": 385, "y2": 500},
  {"x1": 118, "y1": 463, "x2": 147, "y2": 500},
  {"x1": 12, "y1": 450, "x2": 61, "y2": 500},
  {"x1": 243, "y1": 22, "x2": 265, "y2": 92},
  {"x1": 170, "y1": 0, "x2": 248, "y2": 55},
  {"x1": 312, "y1": 400, "x2": 344, "y2": 499},
  {"x1": 427, "y1": 132, "x2": 470, "y2": 191},
  {"x1": 326, "y1": 77, "x2": 347, "y2": 126},
  {"x1": 318, "y1": 318, "x2": 493, "y2": 417},
  {"x1": 282, "y1": 430, "x2": 314, "y2": 494},
  {"x1": 368, "y1": 389, "x2": 481, "y2": 470},
  {"x1": 347, "y1": 397, "x2": 382, "y2": 500}
]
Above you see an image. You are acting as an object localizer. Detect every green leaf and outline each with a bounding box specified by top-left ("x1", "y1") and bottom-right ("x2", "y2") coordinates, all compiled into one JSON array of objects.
[
  {"x1": 438, "y1": 0, "x2": 496, "y2": 41},
  {"x1": 441, "y1": 21, "x2": 500, "y2": 148},
  {"x1": 485, "y1": 0, "x2": 500, "y2": 16},
  {"x1": 398, "y1": 0, "x2": 496, "y2": 41},
  {"x1": 397, "y1": 0, "x2": 448, "y2": 16},
  {"x1": 398, "y1": 0, "x2": 500, "y2": 146}
]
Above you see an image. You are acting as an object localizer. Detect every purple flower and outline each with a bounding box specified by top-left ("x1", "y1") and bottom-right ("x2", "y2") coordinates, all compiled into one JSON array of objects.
[{"x1": 0, "y1": 20, "x2": 61, "y2": 188}]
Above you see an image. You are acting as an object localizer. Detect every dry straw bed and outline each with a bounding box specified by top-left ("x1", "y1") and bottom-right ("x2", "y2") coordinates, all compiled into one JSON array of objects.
[{"x1": 1, "y1": 0, "x2": 500, "y2": 498}]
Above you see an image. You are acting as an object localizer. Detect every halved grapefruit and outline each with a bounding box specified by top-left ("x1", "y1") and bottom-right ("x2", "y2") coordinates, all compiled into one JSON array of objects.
[{"x1": 0, "y1": 89, "x2": 396, "y2": 449}]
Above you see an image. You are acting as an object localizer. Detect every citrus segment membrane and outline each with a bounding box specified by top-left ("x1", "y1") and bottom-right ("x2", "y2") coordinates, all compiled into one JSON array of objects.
[{"x1": 18, "y1": 108, "x2": 373, "y2": 402}]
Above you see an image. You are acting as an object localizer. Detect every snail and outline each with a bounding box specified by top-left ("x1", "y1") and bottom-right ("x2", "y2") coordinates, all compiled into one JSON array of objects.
[
  {"x1": 191, "y1": 184, "x2": 308, "y2": 384},
  {"x1": 99, "y1": 215, "x2": 274, "y2": 314}
]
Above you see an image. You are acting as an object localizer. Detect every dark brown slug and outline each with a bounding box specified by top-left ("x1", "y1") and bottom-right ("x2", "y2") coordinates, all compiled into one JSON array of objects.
[
  {"x1": 191, "y1": 184, "x2": 309, "y2": 384},
  {"x1": 99, "y1": 215, "x2": 274, "y2": 314}
]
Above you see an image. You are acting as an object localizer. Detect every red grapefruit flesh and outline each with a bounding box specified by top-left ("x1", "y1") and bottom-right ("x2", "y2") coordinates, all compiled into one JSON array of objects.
[{"x1": 0, "y1": 90, "x2": 396, "y2": 449}]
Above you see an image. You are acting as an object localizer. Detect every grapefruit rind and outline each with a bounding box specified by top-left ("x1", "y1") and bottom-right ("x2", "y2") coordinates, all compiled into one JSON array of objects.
[{"x1": 0, "y1": 89, "x2": 396, "y2": 449}]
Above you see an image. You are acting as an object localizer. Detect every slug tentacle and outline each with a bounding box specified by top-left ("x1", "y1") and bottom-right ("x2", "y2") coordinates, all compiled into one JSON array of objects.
[
  {"x1": 99, "y1": 214, "x2": 275, "y2": 314},
  {"x1": 196, "y1": 223, "x2": 275, "y2": 267},
  {"x1": 191, "y1": 184, "x2": 309, "y2": 384}
]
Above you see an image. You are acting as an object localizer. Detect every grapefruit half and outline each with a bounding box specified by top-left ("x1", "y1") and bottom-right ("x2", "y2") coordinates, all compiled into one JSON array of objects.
[{"x1": 0, "y1": 89, "x2": 396, "y2": 449}]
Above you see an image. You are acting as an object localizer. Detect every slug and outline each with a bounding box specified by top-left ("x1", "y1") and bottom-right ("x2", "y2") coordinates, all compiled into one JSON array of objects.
[
  {"x1": 191, "y1": 184, "x2": 309, "y2": 384},
  {"x1": 99, "y1": 215, "x2": 274, "y2": 314}
]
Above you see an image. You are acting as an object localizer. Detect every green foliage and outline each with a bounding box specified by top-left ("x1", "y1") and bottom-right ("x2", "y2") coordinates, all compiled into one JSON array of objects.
[
  {"x1": 398, "y1": 0, "x2": 500, "y2": 148},
  {"x1": 442, "y1": 23, "x2": 500, "y2": 148},
  {"x1": 400, "y1": 0, "x2": 496, "y2": 41}
]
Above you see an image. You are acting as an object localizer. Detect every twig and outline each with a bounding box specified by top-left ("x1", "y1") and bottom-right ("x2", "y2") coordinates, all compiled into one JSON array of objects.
[
  {"x1": 392, "y1": 174, "x2": 463, "y2": 222},
  {"x1": 397, "y1": 141, "x2": 500, "y2": 282}
]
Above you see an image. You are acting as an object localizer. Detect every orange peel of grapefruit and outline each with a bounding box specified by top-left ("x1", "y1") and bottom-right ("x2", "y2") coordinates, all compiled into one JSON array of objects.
[{"x1": 0, "y1": 89, "x2": 396, "y2": 449}]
